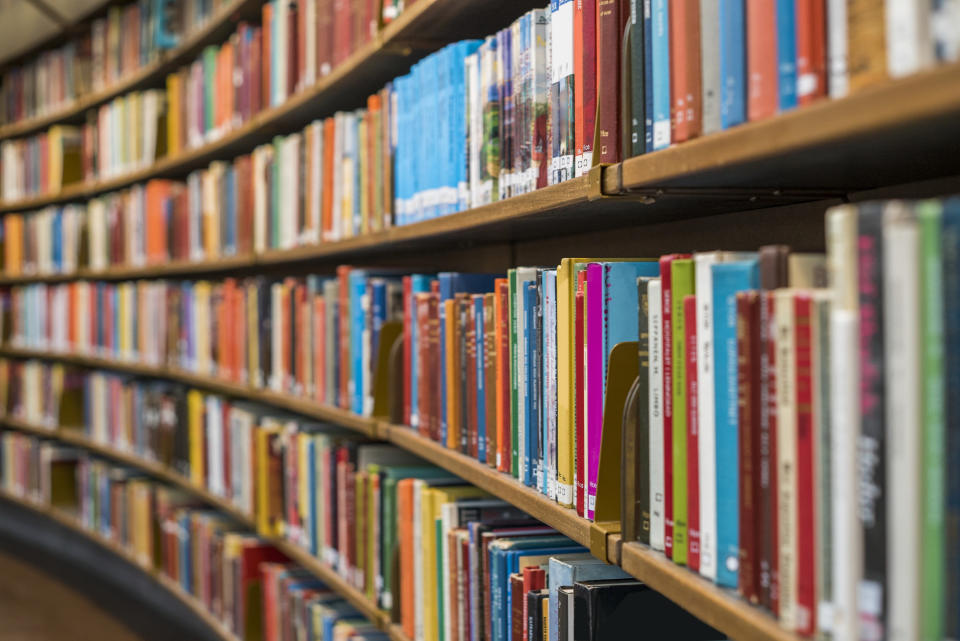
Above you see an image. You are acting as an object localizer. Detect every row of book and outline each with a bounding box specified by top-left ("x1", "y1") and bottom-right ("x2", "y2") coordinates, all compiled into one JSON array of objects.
[
  {"x1": 0, "y1": 429, "x2": 388, "y2": 641},
  {"x1": 0, "y1": 394, "x2": 722, "y2": 641},
  {"x1": 5, "y1": 195, "x2": 960, "y2": 638},
  {"x1": 0, "y1": 0, "x2": 223, "y2": 127}
]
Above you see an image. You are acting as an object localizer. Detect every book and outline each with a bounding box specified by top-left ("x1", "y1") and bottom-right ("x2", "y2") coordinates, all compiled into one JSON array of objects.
[{"x1": 648, "y1": 278, "x2": 666, "y2": 552}]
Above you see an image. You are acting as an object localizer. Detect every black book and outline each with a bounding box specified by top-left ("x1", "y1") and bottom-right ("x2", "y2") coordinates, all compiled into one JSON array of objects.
[
  {"x1": 527, "y1": 588, "x2": 548, "y2": 641},
  {"x1": 558, "y1": 585, "x2": 574, "y2": 641},
  {"x1": 572, "y1": 579, "x2": 723, "y2": 640},
  {"x1": 856, "y1": 203, "x2": 886, "y2": 639}
]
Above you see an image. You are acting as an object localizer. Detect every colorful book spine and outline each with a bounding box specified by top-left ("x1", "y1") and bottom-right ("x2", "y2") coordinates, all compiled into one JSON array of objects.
[
  {"x1": 684, "y1": 294, "x2": 700, "y2": 571},
  {"x1": 649, "y1": 278, "x2": 666, "y2": 551},
  {"x1": 670, "y1": 258, "x2": 694, "y2": 565},
  {"x1": 651, "y1": 0, "x2": 672, "y2": 150},
  {"x1": 775, "y1": 0, "x2": 798, "y2": 111},
  {"x1": 718, "y1": 0, "x2": 747, "y2": 128}
]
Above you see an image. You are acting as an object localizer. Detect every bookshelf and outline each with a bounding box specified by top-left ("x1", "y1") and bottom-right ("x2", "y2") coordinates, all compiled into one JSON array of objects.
[
  {"x1": 0, "y1": 2, "x2": 957, "y2": 641},
  {"x1": 0, "y1": 345, "x2": 802, "y2": 641}
]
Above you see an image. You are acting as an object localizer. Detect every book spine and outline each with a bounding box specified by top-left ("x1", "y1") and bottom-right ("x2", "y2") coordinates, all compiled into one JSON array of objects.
[
  {"x1": 718, "y1": 0, "x2": 746, "y2": 128},
  {"x1": 637, "y1": 278, "x2": 652, "y2": 545},
  {"x1": 942, "y1": 199, "x2": 960, "y2": 641},
  {"x1": 694, "y1": 255, "x2": 718, "y2": 580},
  {"x1": 649, "y1": 278, "x2": 665, "y2": 551},
  {"x1": 651, "y1": 0, "x2": 671, "y2": 150},
  {"x1": 737, "y1": 291, "x2": 759, "y2": 604},
  {"x1": 775, "y1": 289, "x2": 798, "y2": 629},
  {"x1": 586, "y1": 263, "x2": 603, "y2": 519},
  {"x1": 556, "y1": 261, "x2": 575, "y2": 506},
  {"x1": 510, "y1": 270, "x2": 521, "y2": 478},
  {"x1": 795, "y1": 0, "x2": 827, "y2": 105},
  {"x1": 670, "y1": 258, "x2": 693, "y2": 565},
  {"x1": 775, "y1": 0, "x2": 797, "y2": 111},
  {"x1": 746, "y1": 0, "x2": 778, "y2": 121},
  {"x1": 846, "y1": 0, "x2": 886, "y2": 92},
  {"x1": 826, "y1": 0, "x2": 848, "y2": 98},
  {"x1": 917, "y1": 202, "x2": 945, "y2": 641},
  {"x1": 575, "y1": 279, "x2": 586, "y2": 516},
  {"x1": 574, "y1": 0, "x2": 596, "y2": 175},
  {"x1": 659, "y1": 256, "x2": 675, "y2": 557},
  {"x1": 857, "y1": 203, "x2": 887, "y2": 641},
  {"x1": 596, "y1": 0, "x2": 621, "y2": 163},
  {"x1": 794, "y1": 292, "x2": 816, "y2": 635},
  {"x1": 497, "y1": 279, "x2": 512, "y2": 473},
  {"x1": 684, "y1": 294, "x2": 699, "y2": 571},
  {"x1": 668, "y1": 0, "x2": 701, "y2": 143},
  {"x1": 760, "y1": 289, "x2": 779, "y2": 612},
  {"x1": 643, "y1": 0, "x2": 656, "y2": 149},
  {"x1": 628, "y1": 0, "x2": 646, "y2": 155},
  {"x1": 699, "y1": 0, "x2": 721, "y2": 135}
]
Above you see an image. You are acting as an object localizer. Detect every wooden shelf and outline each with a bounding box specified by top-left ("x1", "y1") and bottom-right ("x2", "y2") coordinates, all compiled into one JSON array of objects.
[
  {"x1": 1, "y1": 63, "x2": 959, "y2": 283},
  {"x1": 0, "y1": 415, "x2": 402, "y2": 635},
  {"x1": 0, "y1": 0, "x2": 262, "y2": 141},
  {"x1": 0, "y1": 0, "x2": 548, "y2": 212},
  {"x1": 0, "y1": 489, "x2": 236, "y2": 641},
  {"x1": 0, "y1": 345, "x2": 802, "y2": 641}
]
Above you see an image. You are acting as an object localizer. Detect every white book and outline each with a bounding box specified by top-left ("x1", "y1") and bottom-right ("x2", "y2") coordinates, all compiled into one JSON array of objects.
[
  {"x1": 413, "y1": 479, "x2": 425, "y2": 641},
  {"x1": 699, "y1": 0, "x2": 722, "y2": 134},
  {"x1": 648, "y1": 278, "x2": 665, "y2": 551},
  {"x1": 882, "y1": 202, "x2": 922, "y2": 641},
  {"x1": 307, "y1": 122, "x2": 323, "y2": 244},
  {"x1": 550, "y1": 0, "x2": 575, "y2": 181},
  {"x1": 253, "y1": 146, "x2": 268, "y2": 253},
  {"x1": 281, "y1": 134, "x2": 300, "y2": 249},
  {"x1": 885, "y1": 0, "x2": 933, "y2": 77},
  {"x1": 693, "y1": 252, "x2": 720, "y2": 579},
  {"x1": 206, "y1": 396, "x2": 224, "y2": 497},
  {"x1": 775, "y1": 289, "x2": 798, "y2": 630},
  {"x1": 304, "y1": 0, "x2": 317, "y2": 87},
  {"x1": 465, "y1": 52, "x2": 482, "y2": 209}
]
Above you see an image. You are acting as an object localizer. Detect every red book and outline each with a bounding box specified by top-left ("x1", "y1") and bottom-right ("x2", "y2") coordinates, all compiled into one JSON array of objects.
[
  {"x1": 322, "y1": 118, "x2": 336, "y2": 240},
  {"x1": 574, "y1": 0, "x2": 597, "y2": 174},
  {"x1": 669, "y1": 0, "x2": 702, "y2": 142},
  {"x1": 402, "y1": 276, "x2": 413, "y2": 425},
  {"x1": 764, "y1": 291, "x2": 780, "y2": 614},
  {"x1": 795, "y1": 0, "x2": 827, "y2": 105},
  {"x1": 261, "y1": 3, "x2": 273, "y2": 110},
  {"x1": 314, "y1": 296, "x2": 326, "y2": 402},
  {"x1": 684, "y1": 294, "x2": 700, "y2": 572},
  {"x1": 286, "y1": 2, "x2": 299, "y2": 98},
  {"x1": 510, "y1": 573, "x2": 525, "y2": 641},
  {"x1": 594, "y1": 0, "x2": 625, "y2": 163},
  {"x1": 496, "y1": 279, "x2": 512, "y2": 472},
  {"x1": 466, "y1": 296, "x2": 480, "y2": 458},
  {"x1": 222, "y1": 400, "x2": 232, "y2": 499},
  {"x1": 658, "y1": 253, "x2": 690, "y2": 558},
  {"x1": 250, "y1": 27, "x2": 263, "y2": 116},
  {"x1": 574, "y1": 270, "x2": 587, "y2": 517},
  {"x1": 297, "y1": 0, "x2": 308, "y2": 91},
  {"x1": 317, "y1": 0, "x2": 333, "y2": 77},
  {"x1": 737, "y1": 291, "x2": 762, "y2": 603},
  {"x1": 427, "y1": 292, "x2": 442, "y2": 441},
  {"x1": 521, "y1": 566, "x2": 546, "y2": 641},
  {"x1": 794, "y1": 292, "x2": 816, "y2": 634},
  {"x1": 415, "y1": 293, "x2": 431, "y2": 437},
  {"x1": 747, "y1": 0, "x2": 778, "y2": 121}
]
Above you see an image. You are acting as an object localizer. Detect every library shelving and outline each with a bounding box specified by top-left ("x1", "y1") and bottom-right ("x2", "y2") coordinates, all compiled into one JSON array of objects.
[{"x1": 0, "y1": 344, "x2": 800, "y2": 641}]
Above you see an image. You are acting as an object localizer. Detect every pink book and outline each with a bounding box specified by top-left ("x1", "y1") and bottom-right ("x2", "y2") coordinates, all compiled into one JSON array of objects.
[{"x1": 585, "y1": 262, "x2": 604, "y2": 520}]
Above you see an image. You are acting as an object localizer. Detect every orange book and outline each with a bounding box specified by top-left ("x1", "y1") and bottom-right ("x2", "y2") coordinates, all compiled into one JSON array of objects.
[
  {"x1": 145, "y1": 179, "x2": 172, "y2": 264},
  {"x1": 747, "y1": 0, "x2": 778, "y2": 120},
  {"x1": 847, "y1": 0, "x2": 886, "y2": 91},
  {"x1": 295, "y1": 282, "x2": 308, "y2": 394},
  {"x1": 669, "y1": 0, "x2": 702, "y2": 142},
  {"x1": 397, "y1": 478, "x2": 416, "y2": 639},
  {"x1": 4, "y1": 214, "x2": 23, "y2": 275},
  {"x1": 314, "y1": 296, "x2": 326, "y2": 402},
  {"x1": 262, "y1": 3, "x2": 273, "y2": 108},
  {"x1": 796, "y1": 0, "x2": 827, "y2": 105},
  {"x1": 322, "y1": 117, "x2": 336, "y2": 240}
]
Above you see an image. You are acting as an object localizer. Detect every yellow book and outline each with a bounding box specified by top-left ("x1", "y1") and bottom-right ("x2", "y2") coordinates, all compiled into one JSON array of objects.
[
  {"x1": 202, "y1": 168, "x2": 217, "y2": 258},
  {"x1": 4, "y1": 214, "x2": 23, "y2": 275},
  {"x1": 444, "y1": 298, "x2": 459, "y2": 450},
  {"x1": 166, "y1": 74, "x2": 181, "y2": 156},
  {"x1": 194, "y1": 281, "x2": 211, "y2": 375},
  {"x1": 187, "y1": 389, "x2": 205, "y2": 486},
  {"x1": 255, "y1": 421, "x2": 283, "y2": 537}
]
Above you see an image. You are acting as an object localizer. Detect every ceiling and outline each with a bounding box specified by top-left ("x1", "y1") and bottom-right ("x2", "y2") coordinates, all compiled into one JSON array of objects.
[{"x1": 0, "y1": 0, "x2": 111, "y2": 65}]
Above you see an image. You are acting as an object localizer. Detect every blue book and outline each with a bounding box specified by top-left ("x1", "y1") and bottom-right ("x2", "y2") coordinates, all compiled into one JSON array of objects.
[
  {"x1": 475, "y1": 295, "x2": 487, "y2": 463},
  {"x1": 307, "y1": 437, "x2": 317, "y2": 557},
  {"x1": 776, "y1": 0, "x2": 797, "y2": 111},
  {"x1": 602, "y1": 261, "x2": 660, "y2": 394},
  {"x1": 52, "y1": 209, "x2": 62, "y2": 271},
  {"x1": 524, "y1": 281, "x2": 539, "y2": 488},
  {"x1": 178, "y1": 512, "x2": 191, "y2": 592},
  {"x1": 503, "y1": 546, "x2": 586, "y2": 641},
  {"x1": 547, "y1": 554, "x2": 630, "y2": 641},
  {"x1": 943, "y1": 197, "x2": 960, "y2": 638},
  {"x1": 349, "y1": 271, "x2": 369, "y2": 415},
  {"x1": 408, "y1": 274, "x2": 434, "y2": 429},
  {"x1": 651, "y1": 0, "x2": 671, "y2": 150},
  {"x1": 438, "y1": 273, "x2": 500, "y2": 442},
  {"x1": 711, "y1": 259, "x2": 758, "y2": 588},
  {"x1": 719, "y1": 0, "x2": 747, "y2": 128},
  {"x1": 318, "y1": 601, "x2": 362, "y2": 641},
  {"x1": 370, "y1": 279, "x2": 388, "y2": 367}
]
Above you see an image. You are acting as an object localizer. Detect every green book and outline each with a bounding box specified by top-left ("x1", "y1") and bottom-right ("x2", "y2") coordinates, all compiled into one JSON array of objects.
[
  {"x1": 917, "y1": 200, "x2": 945, "y2": 641},
  {"x1": 509, "y1": 268, "x2": 519, "y2": 478},
  {"x1": 670, "y1": 258, "x2": 695, "y2": 565},
  {"x1": 202, "y1": 45, "x2": 217, "y2": 133}
]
